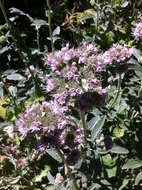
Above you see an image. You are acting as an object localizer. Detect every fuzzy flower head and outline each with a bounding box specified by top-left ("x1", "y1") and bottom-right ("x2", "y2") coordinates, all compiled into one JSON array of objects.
[
  {"x1": 106, "y1": 44, "x2": 131, "y2": 64},
  {"x1": 16, "y1": 101, "x2": 68, "y2": 137},
  {"x1": 132, "y1": 22, "x2": 142, "y2": 40}
]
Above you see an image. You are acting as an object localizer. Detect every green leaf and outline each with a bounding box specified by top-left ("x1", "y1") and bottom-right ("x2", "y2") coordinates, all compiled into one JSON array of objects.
[
  {"x1": 80, "y1": 14, "x2": 95, "y2": 21},
  {"x1": 130, "y1": 47, "x2": 141, "y2": 59},
  {"x1": 0, "y1": 99, "x2": 6, "y2": 119},
  {"x1": 45, "y1": 186, "x2": 56, "y2": 190},
  {"x1": 135, "y1": 172, "x2": 142, "y2": 185},
  {"x1": 31, "y1": 19, "x2": 48, "y2": 29},
  {"x1": 119, "y1": 178, "x2": 130, "y2": 190},
  {"x1": 87, "y1": 116, "x2": 100, "y2": 130},
  {"x1": 120, "y1": 1, "x2": 129, "y2": 8},
  {"x1": 0, "y1": 83, "x2": 4, "y2": 99},
  {"x1": 10, "y1": 176, "x2": 21, "y2": 184},
  {"x1": 9, "y1": 7, "x2": 26, "y2": 15},
  {"x1": 122, "y1": 160, "x2": 142, "y2": 169},
  {"x1": 69, "y1": 183, "x2": 76, "y2": 190},
  {"x1": 8, "y1": 86, "x2": 17, "y2": 97},
  {"x1": 7, "y1": 74, "x2": 24, "y2": 81},
  {"x1": 110, "y1": 145, "x2": 129, "y2": 154},
  {"x1": 106, "y1": 167, "x2": 117, "y2": 178},
  {"x1": 113, "y1": 127, "x2": 125, "y2": 138},
  {"x1": 91, "y1": 115, "x2": 106, "y2": 140},
  {"x1": 0, "y1": 46, "x2": 8, "y2": 54},
  {"x1": 53, "y1": 26, "x2": 60, "y2": 36},
  {"x1": 46, "y1": 149, "x2": 62, "y2": 163},
  {"x1": 34, "y1": 165, "x2": 50, "y2": 182},
  {"x1": 129, "y1": 64, "x2": 142, "y2": 73},
  {"x1": 102, "y1": 154, "x2": 115, "y2": 167},
  {"x1": 47, "y1": 171, "x2": 55, "y2": 185}
]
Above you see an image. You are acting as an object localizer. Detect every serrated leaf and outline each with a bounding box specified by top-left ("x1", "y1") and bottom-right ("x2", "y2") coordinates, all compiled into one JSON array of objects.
[
  {"x1": 7, "y1": 74, "x2": 24, "y2": 81},
  {"x1": 135, "y1": 172, "x2": 142, "y2": 185},
  {"x1": 110, "y1": 145, "x2": 129, "y2": 154},
  {"x1": 46, "y1": 149, "x2": 62, "y2": 163},
  {"x1": 122, "y1": 160, "x2": 142, "y2": 169},
  {"x1": 91, "y1": 115, "x2": 106, "y2": 140}
]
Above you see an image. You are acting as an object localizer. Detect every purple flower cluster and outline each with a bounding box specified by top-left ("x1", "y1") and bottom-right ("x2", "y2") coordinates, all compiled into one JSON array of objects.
[
  {"x1": 45, "y1": 42, "x2": 131, "y2": 112},
  {"x1": 16, "y1": 101, "x2": 83, "y2": 164},
  {"x1": 16, "y1": 101, "x2": 68, "y2": 136},
  {"x1": 104, "y1": 44, "x2": 131, "y2": 64},
  {"x1": 132, "y1": 22, "x2": 142, "y2": 40},
  {"x1": 44, "y1": 42, "x2": 131, "y2": 113},
  {"x1": 44, "y1": 42, "x2": 131, "y2": 86}
]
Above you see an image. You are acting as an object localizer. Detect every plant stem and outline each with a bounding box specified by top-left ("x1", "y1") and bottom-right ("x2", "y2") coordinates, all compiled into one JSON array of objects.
[
  {"x1": 46, "y1": 0, "x2": 54, "y2": 53},
  {"x1": 0, "y1": 0, "x2": 9, "y2": 26},
  {"x1": 57, "y1": 149, "x2": 79, "y2": 190},
  {"x1": 109, "y1": 74, "x2": 121, "y2": 110},
  {"x1": 80, "y1": 113, "x2": 88, "y2": 161},
  {"x1": 96, "y1": 0, "x2": 99, "y2": 33},
  {"x1": 80, "y1": 113, "x2": 87, "y2": 147}
]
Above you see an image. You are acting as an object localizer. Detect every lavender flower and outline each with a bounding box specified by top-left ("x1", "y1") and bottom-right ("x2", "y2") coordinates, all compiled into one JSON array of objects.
[
  {"x1": 132, "y1": 22, "x2": 142, "y2": 40},
  {"x1": 55, "y1": 173, "x2": 63, "y2": 185}
]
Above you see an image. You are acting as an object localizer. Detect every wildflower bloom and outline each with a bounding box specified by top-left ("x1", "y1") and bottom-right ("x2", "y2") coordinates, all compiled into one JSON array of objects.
[
  {"x1": 16, "y1": 101, "x2": 67, "y2": 136},
  {"x1": 105, "y1": 44, "x2": 131, "y2": 64},
  {"x1": 55, "y1": 173, "x2": 63, "y2": 185},
  {"x1": 132, "y1": 22, "x2": 142, "y2": 40}
]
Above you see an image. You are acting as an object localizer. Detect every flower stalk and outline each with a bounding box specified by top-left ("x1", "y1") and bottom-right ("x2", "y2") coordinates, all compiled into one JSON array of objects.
[
  {"x1": 96, "y1": 0, "x2": 99, "y2": 33},
  {"x1": 109, "y1": 74, "x2": 122, "y2": 110},
  {"x1": 57, "y1": 149, "x2": 79, "y2": 190},
  {"x1": 46, "y1": 0, "x2": 54, "y2": 53},
  {"x1": 80, "y1": 113, "x2": 87, "y2": 147}
]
